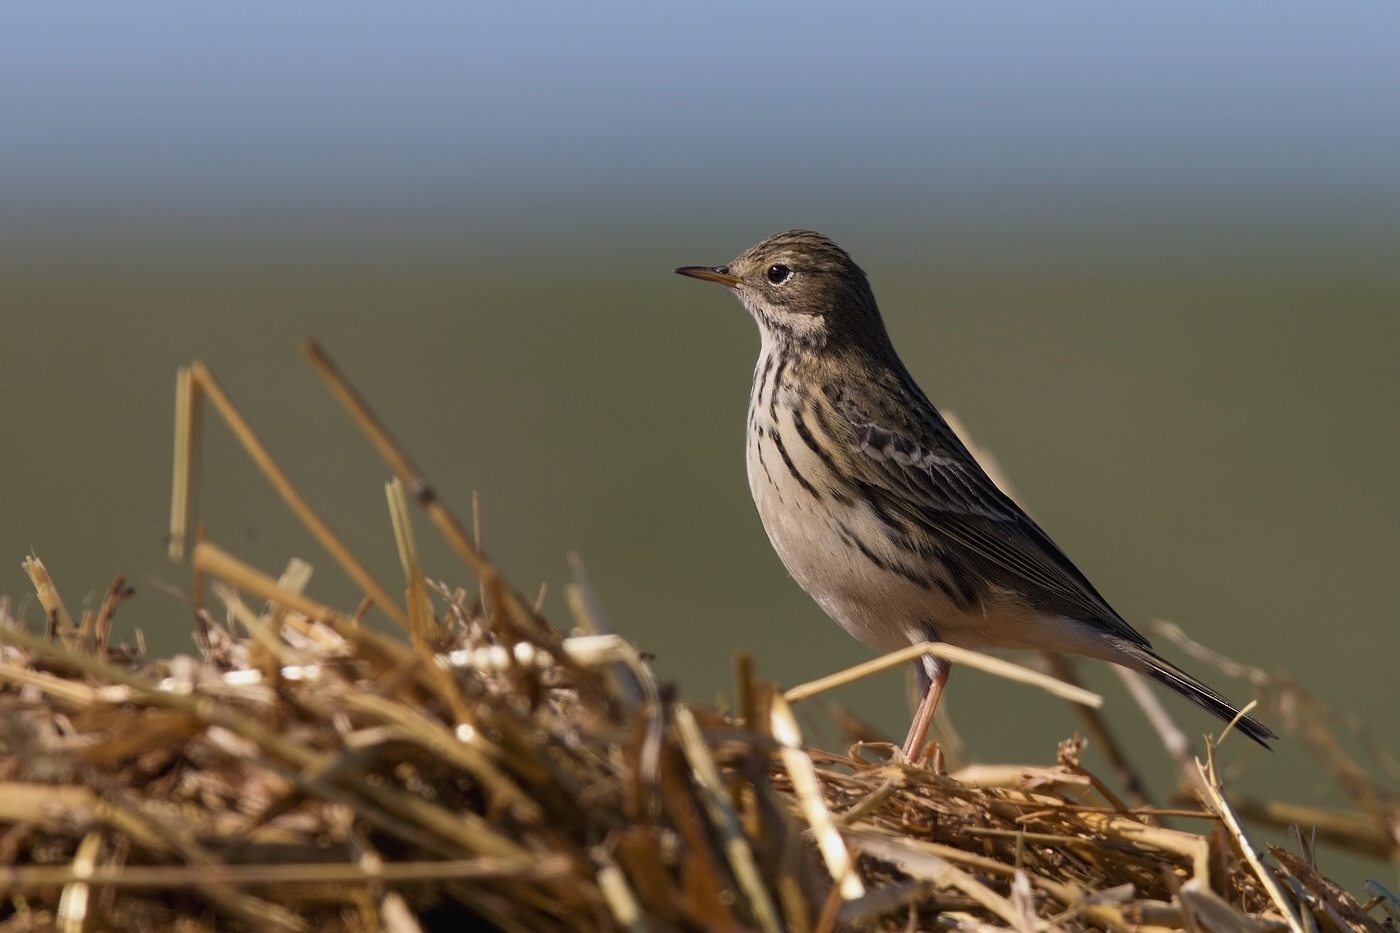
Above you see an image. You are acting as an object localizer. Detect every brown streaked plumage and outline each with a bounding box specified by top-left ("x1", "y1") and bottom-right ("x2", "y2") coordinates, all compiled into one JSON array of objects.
[{"x1": 676, "y1": 229, "x2": 1275, "y2": 756}]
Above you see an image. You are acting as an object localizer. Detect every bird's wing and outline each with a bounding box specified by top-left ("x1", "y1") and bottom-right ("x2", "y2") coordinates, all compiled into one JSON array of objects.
[{"x1": 835, "y1": 394, "x2": 1151, "y2": 648}]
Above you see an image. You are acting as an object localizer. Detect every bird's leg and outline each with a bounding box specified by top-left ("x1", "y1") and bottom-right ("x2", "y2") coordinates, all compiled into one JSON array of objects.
[{"x1": 902, "y1": 662, "x2": 950, "y2": 763}]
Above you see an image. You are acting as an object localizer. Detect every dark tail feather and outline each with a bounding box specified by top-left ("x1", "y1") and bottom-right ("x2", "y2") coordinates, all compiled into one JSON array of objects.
[{"x1": 1119, "y1": 644, "x2": 1277, "y2": 750}]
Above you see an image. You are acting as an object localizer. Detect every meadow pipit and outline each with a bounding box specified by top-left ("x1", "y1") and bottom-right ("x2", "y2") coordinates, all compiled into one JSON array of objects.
[{"x1": 677, "y1": 230, "x2": 1275, "y2": 757}]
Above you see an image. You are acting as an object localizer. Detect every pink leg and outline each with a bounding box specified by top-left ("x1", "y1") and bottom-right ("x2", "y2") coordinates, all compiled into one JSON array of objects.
[{"x1": 902, "y1": 663, "x2": 951, "y2": 762}]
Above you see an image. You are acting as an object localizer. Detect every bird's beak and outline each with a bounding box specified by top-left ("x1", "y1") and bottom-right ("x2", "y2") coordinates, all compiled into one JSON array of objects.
[{"x1": 675, "y1": 265, "x2": 742, "y2": 287}]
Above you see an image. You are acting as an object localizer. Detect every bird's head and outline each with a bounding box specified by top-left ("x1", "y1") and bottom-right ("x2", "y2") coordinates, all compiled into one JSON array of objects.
[{"x1": 676, "y1": 230, "x2": 889, "y2": 353}]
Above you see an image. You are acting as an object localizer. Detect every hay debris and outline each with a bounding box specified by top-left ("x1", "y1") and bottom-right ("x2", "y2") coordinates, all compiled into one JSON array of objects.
[{"x1": 0, "y1": 342, "x2": 1392, "y2": 932}]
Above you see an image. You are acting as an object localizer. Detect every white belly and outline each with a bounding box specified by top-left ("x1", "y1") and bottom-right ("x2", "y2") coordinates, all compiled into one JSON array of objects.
[
  {"x1": 749, "y1": 468, "x2": 942, "y2": 652},
  {"x1": 745, "y1": 367, "x2": 951, "y2": 653},
  {"x1": 744, "y1": 354, "x2": 1113, "y2": 661}
]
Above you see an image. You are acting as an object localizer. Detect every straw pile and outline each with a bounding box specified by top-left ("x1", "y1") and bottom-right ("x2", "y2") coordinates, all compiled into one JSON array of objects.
[{"x1": 0, "y1": 341, "x2": 1395, "y2": 932}]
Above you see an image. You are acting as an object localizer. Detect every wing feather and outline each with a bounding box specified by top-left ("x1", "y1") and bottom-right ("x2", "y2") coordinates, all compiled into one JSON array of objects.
[{"x1": 836, "y1": 394, "x2": 1151, "y2": 649}]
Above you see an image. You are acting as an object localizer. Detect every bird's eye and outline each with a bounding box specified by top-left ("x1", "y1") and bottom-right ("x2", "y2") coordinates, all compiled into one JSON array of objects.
[{"x1": 766, "y1": 264, "x2": 792, "y2": 285}]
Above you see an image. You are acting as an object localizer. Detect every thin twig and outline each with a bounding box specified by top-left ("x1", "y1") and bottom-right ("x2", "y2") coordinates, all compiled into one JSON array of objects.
[
  {"x1": 186, "y1": 362, "x2": 409, "y2": 631},
  {"x1": 785, "y1": 642, "x2": 1101, "y2": 708},
  {"x1": 1041, "y1": 651, "x2": 1154, "y2": 809}
]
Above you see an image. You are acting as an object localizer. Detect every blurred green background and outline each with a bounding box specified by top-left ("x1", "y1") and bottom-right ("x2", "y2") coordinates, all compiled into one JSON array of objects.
[{"x1": 3, "y1": 2, "x2": 1397, "y2": 892}]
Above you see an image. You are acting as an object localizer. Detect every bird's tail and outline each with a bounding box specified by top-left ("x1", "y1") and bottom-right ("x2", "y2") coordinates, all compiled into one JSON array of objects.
[{"x1": 1116, "y1": 643, "x2": 1277, "y2": 749}]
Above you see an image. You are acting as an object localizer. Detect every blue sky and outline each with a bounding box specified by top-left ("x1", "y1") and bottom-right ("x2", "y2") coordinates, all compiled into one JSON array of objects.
[{"x1": 3, "y1": 3, "x2": 1398, "y2": 219}]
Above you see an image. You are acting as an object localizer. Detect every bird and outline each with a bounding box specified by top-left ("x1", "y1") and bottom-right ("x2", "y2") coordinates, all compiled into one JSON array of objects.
[{"x1": 675, "y1": 230, "x2": 1275, "y2": 758}]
